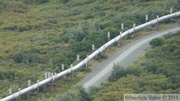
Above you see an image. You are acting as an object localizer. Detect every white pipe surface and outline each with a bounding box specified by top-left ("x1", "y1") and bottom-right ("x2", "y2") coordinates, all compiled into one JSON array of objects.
[{"x1": 1, "y1": 12, "x2": 180, "y2": 101}]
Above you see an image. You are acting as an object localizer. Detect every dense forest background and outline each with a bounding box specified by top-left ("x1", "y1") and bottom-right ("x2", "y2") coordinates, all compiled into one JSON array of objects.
[{"x1": 0, "y1": 0, "x2": 179, "y2": 100}]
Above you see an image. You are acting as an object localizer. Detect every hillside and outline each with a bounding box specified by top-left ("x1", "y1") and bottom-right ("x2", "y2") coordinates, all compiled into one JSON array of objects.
[
  {"x1": 0, "y1": 0, "x2": 179, "y2": 100},
  {"x1": 90, "y1": 32, "x2": 180, "y2": 101},
  {"x1": 50, "y1": 30, "x2": 180, "y2": 101}
]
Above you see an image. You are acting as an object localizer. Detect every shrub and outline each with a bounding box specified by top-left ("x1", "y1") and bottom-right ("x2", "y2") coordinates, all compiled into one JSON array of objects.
[
  {"x1": 108, "y1": 64, "x2": 126, "y2": 82},
  {"x1": 0, "y1": 70, "x2": 15, "y2": 80},
  {"x1": 0, "y1": 1, "x2": 6, "y2": 11},
  {"x1": 4, "y1": 25, "x2": 17, "y2": 31},
  {"x1": 18, "y1": 24, "x2": 32, "y2": 32},
  {"x1": 13, "y1": 53, "x2": 23, "y2": 63},
  {"x1": 48, "y1": 19, "x2": 58, "y2": 24},
  {"x1": 60, "y1": 0, "x2": 70, "y2": 4},
  {"x1": 150, "y1": 38, "x2": 164, "y2": 47},
  {"x1": 38, "y1": 0, "x2": 48, "y2": 4},
  {"x1": 52, "y1": 86, "x2": 91, "y2": 101}
]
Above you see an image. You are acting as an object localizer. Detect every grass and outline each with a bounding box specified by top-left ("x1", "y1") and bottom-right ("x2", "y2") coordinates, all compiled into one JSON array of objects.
[
  {"x1": 90, "y1": 31, "x2": 180, "y2": 101},
  {"x1": 0, "y1": 0, "x2": 179, "y2": 99}
]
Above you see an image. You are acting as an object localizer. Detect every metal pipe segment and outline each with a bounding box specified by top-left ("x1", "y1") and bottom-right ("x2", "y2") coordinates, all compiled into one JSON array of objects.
[{"x1": 1, "y1": 11, "x2": 180, "y2": 101}]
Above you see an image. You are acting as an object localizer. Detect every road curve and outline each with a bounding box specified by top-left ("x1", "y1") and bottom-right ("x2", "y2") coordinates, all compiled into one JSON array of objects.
[{"x1": 81, "y1": 26, "x2": 180, "y2": 89}]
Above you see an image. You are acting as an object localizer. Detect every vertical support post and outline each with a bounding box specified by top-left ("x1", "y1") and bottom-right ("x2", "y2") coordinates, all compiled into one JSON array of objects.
[
  {"x1": 48, "y1": 72, "x2": 51, "y2": 78},
  {"x1": 145, "y1": 14, "x2": 148, "y2": 22},
  {"x1": 44, "y1": 73, "x2": 47, "y2": 92},
  {"x1": 131, "y1": 23, "x2": 136, "y2": 38},
  {"x1": 28, "y1": 80, "x2": 31, "y2": 101},
  {"x1": 13, "y1": 94, "x2": 16, "y2": 101},
  {"x1": 51, "y1": 73, "x2": 53, "y2": 77},
  {"x1": 61, "y1": 64, "x2": 65, "y2": 79},
  {"x1": 92, "y1": 44, "x2": 95, "y2": 52},
  {"x1": 53, "y1": 73, "x2": 57, "y2": 91},
  {"x1": 44, "y1": 73, "x2": 48, "y2": 79},
  {"x1": 61, "y1": 64, "x2": 64, "y2": 71},
  {"x1": 133, "y1": 23, "x2": 136, "y2": 34},
  {"x1": 121, "y1": 23, "x2": 124, "y2": 32},
  {"x1": 18, "y1": 88, "x2": 21, "y2": 101},
  {"x1": 51, "y1": 73, "x2": 54, "y2": 92},
  {"x1": 113, "y1": 38, "x2": 118, "y2": 46},
  {"x1": 120, "y1": 31, "x2": 122, "y2": 36},
  {"x1": 156, "y1": 15, "x2": 159, "y2": 30},
  {"x1": 46, "y1": 72, "x2": 51, "y2": 92},
  {"x1": 70, "y1": 64, "x2": 73, "y2": 79},
  {"x1": 108, "y1": 32, "x2": 110, "y2": 41},
  {"x1": 170, "y1": 8, "x2": 173, "y2": 23},
  {"x1": 28, "y1": 80, "x2": 31, "y2": 86},
  {"x1": 77, "y1": 55, "x2": 80, "y2": 62},
  {"x1": 102, "y1": 44, "x2": 106, "y2": 56},
  {"x1": 145, "y1": 14, "x2": 148, "y2": 30},
  {"x1": 9, "y1": 88, "x2": 12, "y2": 101},
  {"x1": 37, "y1": 80, "x2": 40, "y2": 98},
  {"x1": 86, "y1": 55, "x2": 89, "y2": 68},
  {"x1": 9, "y1": 88, "x2": 12, "y2": 95},
  {"x1": 170, "y1": 8, "x2": 173, "y2": 14},
  {"x1": 119, "y1": 31, "x2": 122, "y2": 46}
]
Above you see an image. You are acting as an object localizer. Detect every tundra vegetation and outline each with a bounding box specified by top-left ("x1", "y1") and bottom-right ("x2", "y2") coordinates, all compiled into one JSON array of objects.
[
  {"x1": 49, "y1": 31, "x2": 180, "y2": 101},
  {"x1": 89, "y1": 31, "x2": 180, "y2": 101},
  {"x1": 0, "y1": 0, "x2": 179, "y2": 100}
]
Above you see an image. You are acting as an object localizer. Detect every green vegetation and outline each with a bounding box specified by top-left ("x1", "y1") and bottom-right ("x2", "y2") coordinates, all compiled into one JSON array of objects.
[
  {"x1": 150, "y1": 38, "x2": 164, "y2": 47},
  {"x1": 90, "y1": 32, "x2": 180, "y2": 101},
  {"x1": 43, "y1": 29, "x2": 180, "y2": 101},
  {"x1": 45, "y1": 85, "x2": 91, "y2": 101},
  {"x1": 0, "y1": 0, "x2": 179, "y2": 100}
]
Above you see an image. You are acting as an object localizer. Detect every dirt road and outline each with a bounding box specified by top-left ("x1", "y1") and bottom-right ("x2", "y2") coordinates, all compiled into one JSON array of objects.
[{"x1": 81, "y1": 26, "x2": 180, "y2": 89}]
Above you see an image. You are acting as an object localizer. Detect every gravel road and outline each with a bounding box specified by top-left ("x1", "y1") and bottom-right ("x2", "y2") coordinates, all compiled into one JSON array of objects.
[{"x1": 80, "y1": 26, "x2": 180, "y2": 89}]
